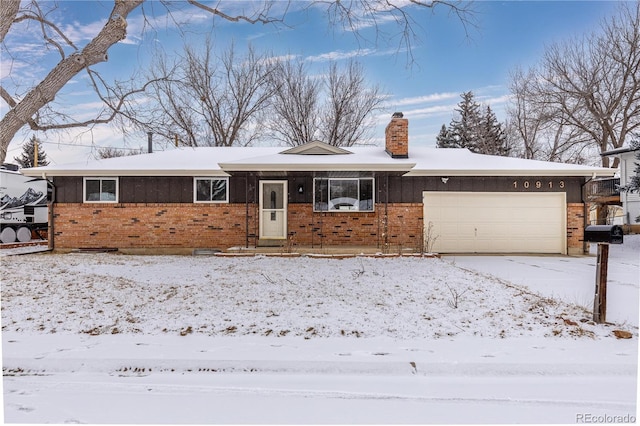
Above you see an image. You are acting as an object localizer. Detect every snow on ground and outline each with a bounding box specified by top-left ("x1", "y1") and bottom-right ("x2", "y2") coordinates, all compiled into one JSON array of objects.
[
  {"x1": 0, "y1": 253, "x2": 625, "y2": 339},
  {"x1": 447, "y1": 236, "x2": 640, "y2": 328},
  {"x1": 1, "y1": 238, "x2": 638, "y2": 424}
]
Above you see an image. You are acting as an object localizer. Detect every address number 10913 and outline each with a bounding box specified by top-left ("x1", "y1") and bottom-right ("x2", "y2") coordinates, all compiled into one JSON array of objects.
[{"x1": 513, "y1": 180, "x2": 565, "y2": 189}]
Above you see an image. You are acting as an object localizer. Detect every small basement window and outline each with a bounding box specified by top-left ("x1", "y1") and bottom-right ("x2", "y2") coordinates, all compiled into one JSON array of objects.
[
  {"x1": 314, "y1": 178, "x2": 374, "y2": 212},
  {"x1": 194, "y1": 177, "x2": 229, "y2": 203},
  {"x1": 84, "y1": 177, "x2": 118, "y2": 202}
]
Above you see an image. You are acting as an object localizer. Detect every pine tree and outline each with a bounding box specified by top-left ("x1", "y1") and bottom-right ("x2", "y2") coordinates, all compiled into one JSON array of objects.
[
  {"x1": 449, "y1": 91, "x2": 482, "y2": 150},
  {"x1": 14, "y1": 135, "x2": 49, "y2": 168},
  {"x1": 436, "y1": 124, "x2": 456, "y2": 148},
  {"x1": 437, "y1": 92, "x2": 510, "y2": 156},
  {"x1": 477, "y1": 105, "x2": 510, "y2": 156}
]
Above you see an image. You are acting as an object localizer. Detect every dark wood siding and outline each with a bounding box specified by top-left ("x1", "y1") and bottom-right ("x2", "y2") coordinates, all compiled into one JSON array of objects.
[
  {"x1": 119, "y1": 177, "x2": 192, "y2": 203},
  {"x1": 54, "y1": 176, "x2": 193, "y2": 203},
  {"x1": 53, "y1": 176, "x2": 83, "y2": 203},
  {"x1": 229, "y1": 175, "x2": 257, "y2": 203},
  {"x1": 229, "y1": 173, "x2": 315, "y2": 204},
  {"x1": 387, "y1": 176, "x2": 584, "y2": 203},
  {"x1": 54, "y1": 174, "x2": 586, "y2": 205}
]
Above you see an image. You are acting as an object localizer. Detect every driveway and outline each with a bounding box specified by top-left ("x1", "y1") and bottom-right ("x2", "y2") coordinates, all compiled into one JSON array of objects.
[{"x1": 445, "y1": 235, "x2": 640, "y2": 328}]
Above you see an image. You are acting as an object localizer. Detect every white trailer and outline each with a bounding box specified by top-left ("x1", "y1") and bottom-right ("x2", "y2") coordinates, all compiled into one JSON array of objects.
[{"x1": 0, "y1": 166, "x2": 49, "y2": 244}]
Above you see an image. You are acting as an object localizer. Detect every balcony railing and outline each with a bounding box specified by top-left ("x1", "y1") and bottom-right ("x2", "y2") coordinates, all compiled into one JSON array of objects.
[{"x1": 584, "y1": 178, "x2": 620, "y2": 201}]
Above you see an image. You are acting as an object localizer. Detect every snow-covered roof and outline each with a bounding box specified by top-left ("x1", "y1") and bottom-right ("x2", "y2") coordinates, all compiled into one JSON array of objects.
[
  {"x1": 404, "y1": 148, "x2": 616, "y2": 177},
  {"x1": 20, "y1": 145, "x2": 617, "y2": 178}
]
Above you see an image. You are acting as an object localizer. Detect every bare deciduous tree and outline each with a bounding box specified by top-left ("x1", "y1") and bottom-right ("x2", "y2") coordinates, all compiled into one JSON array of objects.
[
  {"x1": 0, "y1": 0, "x2": 474, "y2": 163},
  {"x1": 96, "y1": 146, "x2": 145, "y2": 159},
  {"x1": 507, "y1": 2, "x2": 640, "y2": 167},
  {"x1": 133, "y1": 40, "x2": 275, "y2": 147},
  {"x1": 320, "y1": 60, "x2": 384, "y2": 147},
  {"x1": 267, "y1": 58, "x2": 321, "y2": 146},
  {"x1": 507, "y1": 67, "x2": 594, "y2": 164},
  {"x1": 266, "y1": 58, "x2": 383, "y2": 147}
]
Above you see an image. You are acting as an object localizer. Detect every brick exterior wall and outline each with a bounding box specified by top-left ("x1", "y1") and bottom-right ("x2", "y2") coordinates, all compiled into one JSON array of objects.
[
  {"x1": 288, "y1": 203, "x2": 423, "y2": 250},
  {"x1": 50, "y1": 201, "x2": 582, "y2": 254},
  {"x1": 51, "y1": 202, "x2": 424, "y2": 252},
  {"x1": 51, "y1": 203, "x2": 258, "y2": 251},
  {"x1": 567, "y1": 202, "x2": 586, "y2": 255}
]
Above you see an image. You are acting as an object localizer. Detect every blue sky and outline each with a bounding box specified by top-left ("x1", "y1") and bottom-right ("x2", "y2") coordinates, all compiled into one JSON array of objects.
[{"x1": 1, "y1": 1, "x2": 620, "y2": 164}]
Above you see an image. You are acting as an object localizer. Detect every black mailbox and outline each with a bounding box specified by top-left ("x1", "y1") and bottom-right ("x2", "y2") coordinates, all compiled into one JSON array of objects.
[{"x1": 584, "y1": 225, "x2": 624, "y2": 244}]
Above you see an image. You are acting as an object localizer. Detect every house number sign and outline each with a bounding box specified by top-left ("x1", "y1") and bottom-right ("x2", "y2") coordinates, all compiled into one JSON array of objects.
[{"x1": 512, "y1": 179, "x2": 565, "y2": 190}]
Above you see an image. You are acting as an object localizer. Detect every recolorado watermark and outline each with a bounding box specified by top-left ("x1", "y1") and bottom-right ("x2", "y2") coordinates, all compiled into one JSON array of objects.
[{"x1": 576, "y1": 413, "x2": 636, "y2": 424}]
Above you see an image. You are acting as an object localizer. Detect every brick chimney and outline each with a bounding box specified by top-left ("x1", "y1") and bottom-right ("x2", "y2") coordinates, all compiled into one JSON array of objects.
[{"x1": 385, "y1": 112, "x2": 408, "y2": 158}]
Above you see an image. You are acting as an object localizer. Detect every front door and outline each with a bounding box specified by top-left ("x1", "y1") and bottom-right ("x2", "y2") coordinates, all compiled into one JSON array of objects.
[{"x1": 259, "y1": 181, "x2": 287, "y2": 240}]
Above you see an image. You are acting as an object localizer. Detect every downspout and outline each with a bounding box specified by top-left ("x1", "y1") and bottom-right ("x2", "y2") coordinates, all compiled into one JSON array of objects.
[
  {"x1": 311, "y1": 174, "x2": 314, "y2": 248},
  {"x1": 245, "y1": 175, "x2": 249, "y2": 248},
  {"x1": 581, "y1": 173, "x2": 597, "y2": 254},
  {"x1": 44, "y1": 173, "x2": 55, "y2": 251},
  {"x1": 375, "y1": 173, "x2": 380, "y2": 249},
  {"x1": 385, "y1": 174, "x2": 389, "y2": 250}
]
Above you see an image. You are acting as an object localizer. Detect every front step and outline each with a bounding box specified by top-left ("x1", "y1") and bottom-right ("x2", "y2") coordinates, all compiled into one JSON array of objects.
[{"x1": 257, "y1": 239, "x2": 286, "y2": 247}]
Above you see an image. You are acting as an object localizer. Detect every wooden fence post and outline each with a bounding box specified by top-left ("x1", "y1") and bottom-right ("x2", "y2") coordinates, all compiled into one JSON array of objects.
[{"x1": 593, "y1": 242, "x2": 609, "y2": 324}]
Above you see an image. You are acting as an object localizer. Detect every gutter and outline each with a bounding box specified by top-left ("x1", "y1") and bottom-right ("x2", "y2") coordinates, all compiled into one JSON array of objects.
[
  {"x1": 21, "y1": 169, "x2": 230, "y2": 177},
  {"x1": 43, "y1": 173, "x2": 55, "y2": 252},
  {"x1": 404, "y1": 169, "x2": 618, "y2": 178}
]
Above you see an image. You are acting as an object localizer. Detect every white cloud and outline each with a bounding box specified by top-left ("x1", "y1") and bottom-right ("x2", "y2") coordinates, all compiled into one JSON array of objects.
[
  {"x1": 390, "y1": 92, "x2": 460, "y2": 107},
  {"x1": 306, "y1": 48, "x2": 376, "y2": 62}
]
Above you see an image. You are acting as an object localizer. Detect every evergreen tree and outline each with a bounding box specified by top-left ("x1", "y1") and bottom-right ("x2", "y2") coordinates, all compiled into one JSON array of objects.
[
  {"x1": 477, "y1": 105, "x2": 510, "y2": 156},
  {"x1": 437, "y1": 91, "x2": 511, "y2": 156},
  {"x1": 14, "y1": 135, "x2": 49, "y2": 168},
  {"x1": 436, "y1": 124, "x2": 456, "y2": 148},
  {"x1": 449, "y1": 91, "x2": 482, "y2": 150}
]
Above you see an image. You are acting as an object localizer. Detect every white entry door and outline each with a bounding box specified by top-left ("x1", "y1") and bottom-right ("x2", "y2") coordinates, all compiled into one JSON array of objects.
[{"x1": 259, "y1": 181, "x2": 288, "y2": 240}]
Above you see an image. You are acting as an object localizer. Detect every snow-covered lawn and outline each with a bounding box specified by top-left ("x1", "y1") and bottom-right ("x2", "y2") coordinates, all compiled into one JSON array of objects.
[
  {"x1": 1, "y1": 239, "x2": 638, "y2": 424},
  {"x1": 0, "y1": 254, "x2": 624, "y2": 339}
]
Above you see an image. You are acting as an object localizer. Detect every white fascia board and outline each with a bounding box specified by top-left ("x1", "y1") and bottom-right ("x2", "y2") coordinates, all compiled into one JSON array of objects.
[
  {"x1": 404, "y1": 168, "x2": 618, "y2": 177},
  {"x1": 218, "y1": 163, "x2": 416, "y2": 172},
  {"x1": 21, "y1": 168, "x2": 230, "y2": 177}
]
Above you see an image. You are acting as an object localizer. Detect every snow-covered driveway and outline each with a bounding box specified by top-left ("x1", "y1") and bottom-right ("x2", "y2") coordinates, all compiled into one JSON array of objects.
[{"x1": 446, "y1": 235, "x2": 640, "y2": 328}]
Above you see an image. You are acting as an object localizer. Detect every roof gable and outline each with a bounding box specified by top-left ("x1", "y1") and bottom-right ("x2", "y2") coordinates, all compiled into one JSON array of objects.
[{"x1": 280, "y1": 141, "x2": 352, "y2": 155}]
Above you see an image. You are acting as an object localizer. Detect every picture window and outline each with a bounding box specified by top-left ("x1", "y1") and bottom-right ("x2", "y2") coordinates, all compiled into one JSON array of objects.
[{"x1": 313, "y1": 178, "x2": 374, "y2": 212}]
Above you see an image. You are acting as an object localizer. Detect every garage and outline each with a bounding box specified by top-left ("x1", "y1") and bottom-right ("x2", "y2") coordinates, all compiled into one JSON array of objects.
[{"x1": 423, "y1": 192, "x2": 567, "y2": 254}]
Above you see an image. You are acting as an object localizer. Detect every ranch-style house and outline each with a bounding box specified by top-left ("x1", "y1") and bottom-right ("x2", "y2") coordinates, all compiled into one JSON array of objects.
[{"x1": 21, "y1": 113, "x2": 616, "y2": 255}]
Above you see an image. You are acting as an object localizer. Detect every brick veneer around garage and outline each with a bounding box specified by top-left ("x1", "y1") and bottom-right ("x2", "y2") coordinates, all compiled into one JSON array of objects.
[{"x1": 567, "y1": 203, "x2": 586, "y2": 255}]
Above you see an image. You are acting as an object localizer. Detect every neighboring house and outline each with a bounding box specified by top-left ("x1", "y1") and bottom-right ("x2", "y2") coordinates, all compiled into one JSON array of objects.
[
  {"x1": 21, "y1": 114, "x2": 616, "y2": 255},
  {"x1": 601, "y1": 146, "x2": 640, "y2": 226}
]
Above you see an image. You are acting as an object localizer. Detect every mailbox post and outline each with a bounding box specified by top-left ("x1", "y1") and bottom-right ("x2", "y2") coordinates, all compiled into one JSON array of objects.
[
  {"x1": 593, "y1": 243, "x2": 609, "y2": 324},
  {"x1": 584, "y1": 225, "x2": 623, "y2": 324}
]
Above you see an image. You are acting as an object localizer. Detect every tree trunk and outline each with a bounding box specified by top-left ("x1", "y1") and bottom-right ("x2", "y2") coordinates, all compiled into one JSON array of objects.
[
  {"x1": 0, "y1": 0, "x2": 20, "y2": 44},
  {"x1": 0, "y1": 0, "x2": 144, "y2": 164}
]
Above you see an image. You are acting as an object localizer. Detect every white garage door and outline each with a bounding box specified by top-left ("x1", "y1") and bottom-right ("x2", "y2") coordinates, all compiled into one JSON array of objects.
[{"x1": 423, "y1": 192, "x2": 566, "y2": 254}]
